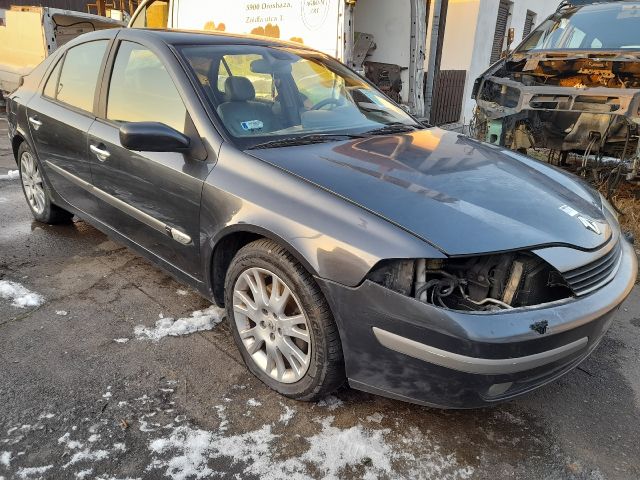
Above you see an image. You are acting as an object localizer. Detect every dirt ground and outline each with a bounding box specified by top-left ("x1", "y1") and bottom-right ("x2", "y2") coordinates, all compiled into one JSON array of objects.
[{"x1": 2, "y1": 116, "x2": 640, "y2": 480}]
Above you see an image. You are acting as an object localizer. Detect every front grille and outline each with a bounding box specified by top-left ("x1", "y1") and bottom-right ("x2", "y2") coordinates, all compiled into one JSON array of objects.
[{"x1": 562, "y1": 241, "x2": 622, "y2": 296}]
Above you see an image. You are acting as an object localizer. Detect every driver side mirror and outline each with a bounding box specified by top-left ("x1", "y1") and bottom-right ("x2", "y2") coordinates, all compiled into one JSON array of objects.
[{"x1": 119, "y1": 122, "x2": 190, "y2": 152}]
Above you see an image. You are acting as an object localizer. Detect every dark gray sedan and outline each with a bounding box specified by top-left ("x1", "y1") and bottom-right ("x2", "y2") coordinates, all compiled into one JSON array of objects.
[{"x1": 6, "y1": 28, "x2": 637, "y2": 408}]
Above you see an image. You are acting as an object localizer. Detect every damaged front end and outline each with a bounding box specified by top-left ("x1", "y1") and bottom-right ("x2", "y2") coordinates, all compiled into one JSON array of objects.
[
  {"x1": 471, "y1": 2, "x2": 640, "y2": 163},
  {"x1": 368, "y1": 252, "x2": 576, "y2": 313},
  {"x1": 473, "y1": 52, "x2": 640, "y2": 155}
]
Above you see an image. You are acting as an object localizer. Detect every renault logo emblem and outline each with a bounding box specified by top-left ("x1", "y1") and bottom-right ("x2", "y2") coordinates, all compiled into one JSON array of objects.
[{"x1": 578, "y1": 216, "x2": 601, "y2": 235}]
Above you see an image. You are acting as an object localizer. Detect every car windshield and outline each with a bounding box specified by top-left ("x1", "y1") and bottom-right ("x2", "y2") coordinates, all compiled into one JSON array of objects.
[
  {"x1": 517, "y1": 3, "x2": 640, "y2": 53},
  {"x1": 180, "y1": 44, "x2": 421, "y2": 149}
]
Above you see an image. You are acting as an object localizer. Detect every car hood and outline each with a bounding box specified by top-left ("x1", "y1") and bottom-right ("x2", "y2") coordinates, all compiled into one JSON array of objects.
[{"x1": 247, "y1": 128, "x2": 611, "y2": 255}]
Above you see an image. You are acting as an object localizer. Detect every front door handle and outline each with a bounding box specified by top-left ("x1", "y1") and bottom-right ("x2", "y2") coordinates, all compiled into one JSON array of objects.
[
  {"x1": 90, "y1": 144, "x2": 111, "y2": 161},
  {"x1": 28, "y1": 116, "x2": 42, "y2": 130}
]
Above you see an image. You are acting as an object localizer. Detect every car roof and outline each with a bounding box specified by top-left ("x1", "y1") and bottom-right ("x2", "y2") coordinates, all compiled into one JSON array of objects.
[{"x1": 128, "y1": 27, "x2": 316, "y2": 51}]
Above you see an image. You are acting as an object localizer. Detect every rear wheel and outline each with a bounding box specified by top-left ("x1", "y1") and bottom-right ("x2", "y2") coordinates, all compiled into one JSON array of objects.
[
  {"x1": 225, "y1": 239, "x2": 345, "y2": 400},
  {"x1": 18, "y1": 142, "x2": 72, "y2": 224}
]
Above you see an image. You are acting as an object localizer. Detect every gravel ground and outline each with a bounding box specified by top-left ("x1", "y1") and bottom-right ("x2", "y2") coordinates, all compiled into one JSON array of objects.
[{"x1": 1, "y1": 115, "x2": 640, "y2": 480}]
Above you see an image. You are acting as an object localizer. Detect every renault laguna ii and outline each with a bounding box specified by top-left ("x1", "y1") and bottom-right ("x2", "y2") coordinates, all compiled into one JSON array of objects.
[{"x1": 6, "y1": 28, "x2": 636, "y2": 407}]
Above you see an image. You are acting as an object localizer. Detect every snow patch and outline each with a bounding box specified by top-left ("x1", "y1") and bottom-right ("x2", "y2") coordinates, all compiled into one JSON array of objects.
[
  {"x1": 147, "y1": 423, "x2": 295, "y2": 480},
  {"x1": 16, "y1": 465, "x2": 52, "y2": 479},
  {"x1": 302, "y1": 416, "x2": 393, "y2": 479},
  {"x1": 94, "y1": 475, "x2": 142, "y2": 480},
  {"x1": 246, "y1": 398, "x2": 261, "y2": 407},
  {"x1": 134, "y1": 306, "x2": 224, "y2": 341},
  {"x1": 316, "y1": 395, "x2": 344, "y2": 411},
  {"x1": 113, "y1": 338, "x2": 129, "y2": 343},
  {"x1": 279, "y1": 405, "x2": 296, "y2": 425},
  {"x1": 176, "y1": 289, "x2": 188, "y2": 296},
  {"x1": 146, "y1": 415, "x2": 474, "y2": 480},
  {"x1": 74, "y1": 468, "x2": 93, "y2": 479},
  {"x1": 55, "y1": 310, "x2": 68, "y2": 316},
  {"x1": 63, "y1": 448, "x2": 110, "y2": 469},
  {"x1": 58, "y1": 432, "x2": 84, "y2": 450},
  {"x1": 58, "y1": 431, "x2": 123, "y2": 469},
  {"x1": 366, "y1": 412, "x2": 384, "y2": 424},
  {"x1": 0, "y1": 280, "x2": 43, "y2": 308},
  {"x1": 0, "y1": 451, "x2": 11, "y2": 467},
  {"x1": 0, "y1": 170, "x2": 19, "y2": 181}
]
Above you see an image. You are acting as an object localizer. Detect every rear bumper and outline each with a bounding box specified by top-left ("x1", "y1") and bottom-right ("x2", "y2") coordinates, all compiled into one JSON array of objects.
[{"x1": 318, "y1": 239, "x2": 637, "y2": 408}]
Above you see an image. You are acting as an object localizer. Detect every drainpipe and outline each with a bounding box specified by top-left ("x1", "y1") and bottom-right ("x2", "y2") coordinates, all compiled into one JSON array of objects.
[{"x1": 424, "y1": 0, "x2": 442, "y2": 124}]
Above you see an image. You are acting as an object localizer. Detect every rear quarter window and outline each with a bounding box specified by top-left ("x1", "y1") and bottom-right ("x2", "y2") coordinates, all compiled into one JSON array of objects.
[{"x1": 42, "y1": 57, "x2": 63, "y2": 99}]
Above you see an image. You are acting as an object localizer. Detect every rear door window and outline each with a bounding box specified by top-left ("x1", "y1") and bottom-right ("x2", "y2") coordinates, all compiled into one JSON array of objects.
[
  {"x1": 106, "y1": 41, "x2": 187, "y2": 133},
  {"x1": 56, "y1": 40, "x2": 108, "y2": 112}
]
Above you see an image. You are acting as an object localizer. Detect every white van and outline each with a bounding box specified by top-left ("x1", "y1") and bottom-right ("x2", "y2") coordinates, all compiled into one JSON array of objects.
[
  {"x1": 0, "y1": 6, "x2": 123, "y2": 97},
  {"x1": 129, "y1": 0, "x2": 427, "y2": 115}
]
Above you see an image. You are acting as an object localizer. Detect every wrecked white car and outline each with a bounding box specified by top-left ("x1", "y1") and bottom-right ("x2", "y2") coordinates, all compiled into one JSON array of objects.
[{"x1": 472, "y1": 1, "x2": 640, "y2": 168}]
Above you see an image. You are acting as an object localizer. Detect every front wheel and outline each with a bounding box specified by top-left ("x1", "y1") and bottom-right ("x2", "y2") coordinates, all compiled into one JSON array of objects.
[
  {"x1": 225, "y1": 239, "x2": 345, "y2": 401},
  {"x1": 18, "y1": 142, "x2": 72, "y2": 224}
]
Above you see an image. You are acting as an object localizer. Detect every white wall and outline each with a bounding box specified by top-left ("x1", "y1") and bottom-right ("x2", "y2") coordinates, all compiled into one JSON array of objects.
[
  {"x1": 440, "y1": 0, "x2": 481, "y2": 71},
  {"x1": 438, "y1": 0, "x2": 559, "y2": 124},
  {"x1": 510, "y1": 0, "x2": 558, "y2": 44},
  {"x1": 353, "y1": 0, "x2": 412, "y2": 102}
]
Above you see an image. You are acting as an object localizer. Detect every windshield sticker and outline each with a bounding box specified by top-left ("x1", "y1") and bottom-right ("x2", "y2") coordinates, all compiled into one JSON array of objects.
[
  {"x1": 240, "y1": 120, "x2": 264, "y2": 131},
  {"x1": 559, "y1": 204, "x2": 579, "y2": 217}
]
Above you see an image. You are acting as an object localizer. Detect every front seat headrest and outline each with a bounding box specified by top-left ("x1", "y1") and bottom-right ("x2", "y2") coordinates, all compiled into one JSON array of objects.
[{"x1": 224, "y1": 76, "x2": 255, "y2": 102}]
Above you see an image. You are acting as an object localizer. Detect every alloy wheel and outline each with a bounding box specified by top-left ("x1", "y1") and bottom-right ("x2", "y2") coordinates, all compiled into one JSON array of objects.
[
  {"x1": 232, "y1": 267, "x2": 312, "y2": 384},
  {"x1": 20, "y1": 151, "x2": 45, "y2": 215}
]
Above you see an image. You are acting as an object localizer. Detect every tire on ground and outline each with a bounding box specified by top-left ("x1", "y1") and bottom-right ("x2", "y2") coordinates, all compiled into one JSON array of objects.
[
  {"x1": 224, "y1": 238, "x2": 345, "y2": 401},
  {"x1": 17, "y1": 142, "x2": 73, "y2": 224}
]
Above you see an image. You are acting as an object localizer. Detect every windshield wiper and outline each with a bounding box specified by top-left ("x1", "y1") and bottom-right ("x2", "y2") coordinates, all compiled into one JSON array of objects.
[
  {"x1": 248, "y1": 133, "x2": 366, "y2": 150},
  {"x1": 364, "y1": 123, "x2": 421, "y2": 136}
]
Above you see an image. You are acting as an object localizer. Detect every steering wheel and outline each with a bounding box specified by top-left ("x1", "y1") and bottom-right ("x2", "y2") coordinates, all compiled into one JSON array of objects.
[{"x1": 311, "y1": 97, "x2": 344, "y2": 111}]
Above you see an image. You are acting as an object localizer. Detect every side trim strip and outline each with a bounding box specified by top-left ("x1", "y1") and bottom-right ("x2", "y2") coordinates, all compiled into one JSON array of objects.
[
  {"x1": 46, "y1": 161, "x2": 192, "y2": 245},
  {"x1": 372, "y1": 327, "x2": 589, "y2": 375}
]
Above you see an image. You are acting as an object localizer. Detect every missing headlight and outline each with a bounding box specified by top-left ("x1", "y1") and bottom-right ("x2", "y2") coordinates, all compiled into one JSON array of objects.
[{"x1": 368, "y1": 254, "x2": 573, "y2": 312}]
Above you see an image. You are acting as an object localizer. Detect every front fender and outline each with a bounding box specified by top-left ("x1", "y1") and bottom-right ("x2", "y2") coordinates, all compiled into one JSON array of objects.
[{"x1": 200, "y1": 143, "x2": 444, "y2": 288}]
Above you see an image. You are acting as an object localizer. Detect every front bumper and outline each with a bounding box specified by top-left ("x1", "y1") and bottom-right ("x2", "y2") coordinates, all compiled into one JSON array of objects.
[
  {"x1": 476, "y1": 75, "x2": 640, "y2": 122},
  {"x1": 318, "y1": 239, "x2": 637, "y2": 408}
]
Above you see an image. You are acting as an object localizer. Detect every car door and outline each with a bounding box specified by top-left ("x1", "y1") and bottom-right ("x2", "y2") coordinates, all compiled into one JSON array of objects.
[
  {"x1": 86, "y1": 39, "x2": 211, "y2": 278},
  {"x1": 26, "y1": 39, "x2": 111, "y2": 214}
]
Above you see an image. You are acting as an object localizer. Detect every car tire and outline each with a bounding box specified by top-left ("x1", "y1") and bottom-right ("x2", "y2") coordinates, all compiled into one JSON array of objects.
[
  {"x1": 17, "y1": 142, "x2": 73, "y2": 224},
  {"x1": 225, "y1": 238, "x2": 345, "y2": 401}
]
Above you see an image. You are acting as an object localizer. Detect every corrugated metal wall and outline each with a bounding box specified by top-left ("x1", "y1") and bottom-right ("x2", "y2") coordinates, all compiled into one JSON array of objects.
[{"x1": 0, "y1": 1, "x2": 94, "y2": 12}]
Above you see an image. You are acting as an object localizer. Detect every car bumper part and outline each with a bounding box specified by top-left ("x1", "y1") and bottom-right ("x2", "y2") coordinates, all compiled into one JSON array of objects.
[
  {"x1": 477, "y1": 75, "x2": 640, "y2": 122},
  {"x1": 318, "y1": 239, "x2": 637, "y2": 408}
]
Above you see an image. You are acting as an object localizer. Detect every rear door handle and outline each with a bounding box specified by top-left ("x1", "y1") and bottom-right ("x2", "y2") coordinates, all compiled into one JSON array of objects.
[
  {"x1": 28, "y1": 116, "x2": 42, "y2": 130},
  {"x1": 90, "y1": 144, "x2": 111, "y2": 161}
]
